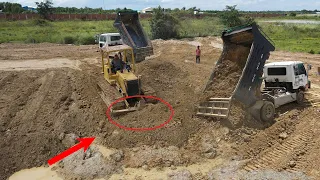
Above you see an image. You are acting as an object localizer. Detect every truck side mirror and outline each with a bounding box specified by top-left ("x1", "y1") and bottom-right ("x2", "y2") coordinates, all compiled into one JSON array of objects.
[{"x1": 307, "y1": 64, "x2": 312, "y2": 70}]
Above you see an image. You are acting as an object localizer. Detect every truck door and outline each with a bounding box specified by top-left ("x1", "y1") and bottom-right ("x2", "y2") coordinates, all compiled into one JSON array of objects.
[
  {"x1": 294, "y1": 64, "x2": 308, "y2": 89},
  {"x1": 99, "y1": 35, "x2": 106, "y2": 48}
]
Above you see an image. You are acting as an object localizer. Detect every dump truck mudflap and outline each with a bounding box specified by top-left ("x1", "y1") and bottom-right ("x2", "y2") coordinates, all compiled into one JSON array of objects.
[
  {"x1": 198, "y1": 23, "x2": 275, "y2": 124},
  {"x1": 114, "y1": 11, "x2": 153, "y2": 62}
]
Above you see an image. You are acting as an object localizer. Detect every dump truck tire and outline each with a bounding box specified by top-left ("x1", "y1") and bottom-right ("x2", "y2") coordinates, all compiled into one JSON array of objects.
[
  {"x1": 296, "y1": 90, "x2": 304, "y2": 104},
  {"x1": 260, "y1": 101, "x2": 275, "y2": 122}
]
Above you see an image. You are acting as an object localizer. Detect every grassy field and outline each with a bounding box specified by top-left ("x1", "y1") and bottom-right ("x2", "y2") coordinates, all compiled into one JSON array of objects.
[
  {"x1": 259, "y1": 22, "x2": 320, "y2": 53},
  {"x1": 0, "y1": 17, "x2": 319, "y2": 53},
  {"x1": 0, "y1": 19, "x2": 118, "y2": 44}
]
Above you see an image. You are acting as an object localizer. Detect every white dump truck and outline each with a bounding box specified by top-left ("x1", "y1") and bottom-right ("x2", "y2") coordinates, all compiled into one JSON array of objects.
[
  {"x1": 97, "y1": 33, "x2": 123, "y2": 48},
  {"x1": 197, "y1": 24, "x2": 311, "y2": 124},
  {"x1": 260, "y1": 61, "x2": 311, "y2": 121}
]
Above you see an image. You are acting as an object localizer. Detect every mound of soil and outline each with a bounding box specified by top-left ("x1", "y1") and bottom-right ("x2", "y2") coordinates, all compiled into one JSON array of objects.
[
  {"x1": 114, "y1": 103, "x2": 171, "y2": 129},
  {"x1": 203, "y1": 59, "x2": 243, "y2": 99},
  {"x1": 0, "y1": 69, "x2": 108, "y2": 180},
  {"x1": 203, "y1": 44, "x2": 250, "y2": 100}
]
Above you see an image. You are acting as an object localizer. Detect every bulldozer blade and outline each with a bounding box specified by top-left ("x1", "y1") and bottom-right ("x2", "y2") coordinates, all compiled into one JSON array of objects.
[{"x1": 111, "y1": 107, "x2": 138, "y2": 116}]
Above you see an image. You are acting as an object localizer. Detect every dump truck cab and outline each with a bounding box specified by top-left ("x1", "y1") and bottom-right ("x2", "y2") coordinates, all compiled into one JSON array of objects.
[
  {"x1": 98, "y1": 33, "x2": 123, "y2": 48},
  {"x1": 264, "y1": 61, "x2": 310, "y2": 92}
]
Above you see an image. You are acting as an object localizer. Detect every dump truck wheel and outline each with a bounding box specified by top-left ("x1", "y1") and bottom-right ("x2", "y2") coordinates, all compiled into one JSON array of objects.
[
  {"x1": 260, "y1": 101, "x2": 275, "y2": 122},
  {"x1": 296, "y1": 90, "x2": 304, "y2": 104}
]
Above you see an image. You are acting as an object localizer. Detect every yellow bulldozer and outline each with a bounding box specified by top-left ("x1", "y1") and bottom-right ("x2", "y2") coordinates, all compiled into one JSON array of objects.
[{"x1": 98, "y1": 44, "x2": 155, "y2": 114}]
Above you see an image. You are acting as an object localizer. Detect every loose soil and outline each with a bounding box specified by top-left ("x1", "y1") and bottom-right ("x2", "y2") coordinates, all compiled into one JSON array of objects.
[{"x1": 203, "y1": 44, "x2": 250, "y2": 100}]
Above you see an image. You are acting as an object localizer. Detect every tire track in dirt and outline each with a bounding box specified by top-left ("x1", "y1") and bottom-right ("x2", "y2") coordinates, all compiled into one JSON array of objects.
[
  {"x1": 242, "y1": 118, "x2": 316, "y2": 172},
  {"x1": 14, "y1": 72, "x2": 55, "y2": 125},
  {"x1": 0, "y1": 74, "x2": 43, "y2": 128},
  {"x1": 0, "y1": 72, "x2": 17, "y2": 91}
]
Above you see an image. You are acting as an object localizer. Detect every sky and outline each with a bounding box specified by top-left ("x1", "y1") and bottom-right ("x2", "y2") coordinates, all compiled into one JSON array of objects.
[{"x1": 5, "y1": 0, "x2": 320, "y2": 11}]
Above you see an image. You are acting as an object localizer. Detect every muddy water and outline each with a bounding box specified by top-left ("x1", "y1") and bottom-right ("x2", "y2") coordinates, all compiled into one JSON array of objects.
[{"x1": 9, "y1": 167, "x2": 62, "y2": 180}]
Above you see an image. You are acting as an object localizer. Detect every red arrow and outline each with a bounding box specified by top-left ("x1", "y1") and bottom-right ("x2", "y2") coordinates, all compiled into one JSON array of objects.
[{"x1": 48, "y1": 137, "x2": 95, "y2": 166}]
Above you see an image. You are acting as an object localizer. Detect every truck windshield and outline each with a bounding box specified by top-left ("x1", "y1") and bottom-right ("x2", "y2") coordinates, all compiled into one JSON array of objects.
[
  {"x1": 267, "y1": 67, "x2": 286, "y2": 75},
  {"x1": 100, "y1": 36, "x2": 106, "y2": 42},
  {"x1": 111, "y1": 36, "x2": 121, "y2": 41}
]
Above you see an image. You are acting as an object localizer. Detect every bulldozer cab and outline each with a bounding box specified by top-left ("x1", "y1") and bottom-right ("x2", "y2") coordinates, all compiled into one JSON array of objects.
[{"x1": 101, "y1": 44, "x2": 136, "y2": 85}]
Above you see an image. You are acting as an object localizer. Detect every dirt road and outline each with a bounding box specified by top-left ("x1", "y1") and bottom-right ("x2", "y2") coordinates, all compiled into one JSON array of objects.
[{"x1": 1, "y1": 38, "x2": 320, "y2": 179}]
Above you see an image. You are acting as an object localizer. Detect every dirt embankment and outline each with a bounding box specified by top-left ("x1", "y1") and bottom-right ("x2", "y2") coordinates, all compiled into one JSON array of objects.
[{"x1": 0, "y1": 69, "x2": 109, "y2": 179}]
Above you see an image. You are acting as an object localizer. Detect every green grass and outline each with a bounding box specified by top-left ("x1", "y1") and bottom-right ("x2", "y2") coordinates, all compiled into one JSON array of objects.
[
  {"x1": 1, "y1": 18, "x2": 319, "y2": 53},
  {"x1": 178, "y1": 17, "x2": 224, "y2": 38},
  {"x1": 0, "y1": 19, "x2": 117, "y2": 44},
  {"x1": 257, "y1": 15, "x2": 320, "y2": 21},
  {"x1": 259, "y1": 22, "x2": 320, "y2": 53}
]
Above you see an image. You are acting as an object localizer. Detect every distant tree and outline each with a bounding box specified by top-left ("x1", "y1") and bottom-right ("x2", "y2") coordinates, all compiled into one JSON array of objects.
[
  {"x1": 181, "y1": 7, "x2": 186, "y2": 11},
  {"x1": 165, "y1": 8, "x2": 172, "y2": 12},
  {"x1": 35, "y1": 1, "x2": 53, "y2": 20},
  {"x1": 289, "y1": 12, "x2": 297, "y2": 17},
  {"x1": 150, "y1": 6, "x2": 179, "y2": 39},
  {"x1": 218, "y1": 5, "x2": 242, "y2": 27},
  {"x1": 0, "y1": 2, "x2": 24, "y2": 13},
  {"x1": 218, "y1": 5, "x2": 255, "y2": 28},
  {"x1": 0, "y1": 3, "x2": 4, "y2": 10},
  {"x1": 173, "y1": 8, "x2": 180, "y2": 12}
]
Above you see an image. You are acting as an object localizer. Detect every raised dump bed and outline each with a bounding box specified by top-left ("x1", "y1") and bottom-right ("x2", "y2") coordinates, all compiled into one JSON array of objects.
[
  {"x1": 114, "y1": 10, "x2": 153, "y2": 62},
  {"x1": 197, "y1": 23, "x2": 275, "y2": 123}
]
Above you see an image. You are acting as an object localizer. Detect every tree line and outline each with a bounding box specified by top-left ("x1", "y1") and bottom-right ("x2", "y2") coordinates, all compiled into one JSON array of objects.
[{"x1": 0, "y1": 2, "x2": 318, "y2": 15}]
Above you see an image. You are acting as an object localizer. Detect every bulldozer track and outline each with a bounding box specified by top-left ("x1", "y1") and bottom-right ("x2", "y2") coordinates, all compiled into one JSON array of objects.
[
  {"x1": 243, "y1": 119, "x2": 316, "y2": 172},
  {"x1": 97, "y1": 78, "x2": 122, "y2": 107}
]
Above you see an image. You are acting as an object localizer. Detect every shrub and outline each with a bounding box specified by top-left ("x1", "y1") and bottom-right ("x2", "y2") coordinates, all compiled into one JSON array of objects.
[
  {"x1": 32, "y1": 19, "x2": 50, "y2": 26},
  {"x1": 218, "y1": 5, "x2": 255, "y2": 28},
  {"x1": 25, "y1": 36, "x2": 37, "y2": 43},
  {"x1": 289, "y1": 12, "x2": 297, "y2": 17},
  {"x1": 63, "y1": 36, "x2": 76, "y2": 44},
  {"x1": 78, "y1": 36, "x2": 95, "y2": 45},
  {"x1": 150, "y1": 6, "x2": 179, "y2": 39},
  {"x1": 35, "y1": 1, "x2": 53, "y2": 20},
  {"x1": 309, "y1": 49, "x2": 315, "y2": 54}
]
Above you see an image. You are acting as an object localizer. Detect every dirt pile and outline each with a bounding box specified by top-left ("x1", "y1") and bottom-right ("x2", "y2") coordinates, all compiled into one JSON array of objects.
[
  {"x1": 0, "y1": 68, "x2": 108, "y2": 180},
  {"x1": 57, "y1": 145, "x2": 121, "y2": 179},
  {"x1": 203, "y1": 59, "x2": 243, "y2": 99},
  {"x1": 203, "y1": 44, "x2": 250, "y2": 100},
  {"x1": 114, "y1": 103, "x2": 171, "y2": 129}
]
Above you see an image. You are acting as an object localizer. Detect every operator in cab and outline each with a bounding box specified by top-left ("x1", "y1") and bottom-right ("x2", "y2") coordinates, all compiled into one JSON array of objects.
[{"x1": 112, "y1": 54, "x2": 123, "y2": 73}]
